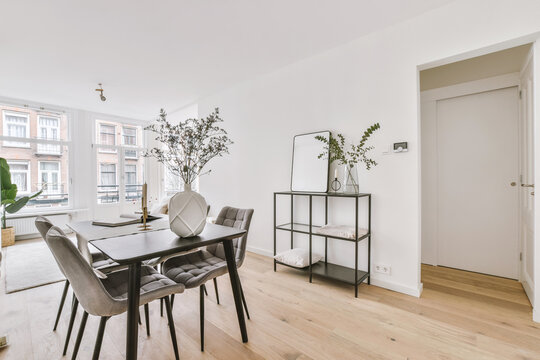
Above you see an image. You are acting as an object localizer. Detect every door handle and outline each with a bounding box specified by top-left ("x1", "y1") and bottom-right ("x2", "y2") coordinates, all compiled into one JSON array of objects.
[{"x1": 521, "y1": 184, "x2": 535, "y2": 188}]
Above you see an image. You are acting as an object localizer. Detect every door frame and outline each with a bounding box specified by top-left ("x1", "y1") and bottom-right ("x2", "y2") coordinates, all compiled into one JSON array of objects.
[
  {"x1": 519, "y1": 47, "x2": 535, "y2": 302},
  {"x1": 418, "y1": 37, "x2": 540, "y2": 322},
  {"x1": 420, "y1": 73, "x2": 521, "y2": 274}
]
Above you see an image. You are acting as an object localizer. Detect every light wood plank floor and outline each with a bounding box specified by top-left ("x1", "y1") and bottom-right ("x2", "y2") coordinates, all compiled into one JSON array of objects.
[{"x1": 0, "y1": 241, "x2": 538, "y2": 360}]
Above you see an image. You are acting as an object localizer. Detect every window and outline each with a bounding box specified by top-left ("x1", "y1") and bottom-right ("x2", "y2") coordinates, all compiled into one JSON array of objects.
[
  {"x1": 37, "y1": 115, "x2": 61, "y2": 154},
  {"x1": 0, "y1": 104, "x2": 70, "y2": 210},
  {"x1": 95, "y1": 119, "x2": 143, "y2": 205},
  {"x1": 7, "y1": 161, "x2": 30, "y2": 194},
  {"x1": 124, "y1": 163, "x2": 142, "y2": 202},
  {"x1": 123, "y1": 127, "x2": 138, "y2": 158},
  {"x1": 98, "y1": 163, "x2": 118, "y2": 204},
  {"x1": 122, "y1": 126, "x2": 137, "y2": 146},
  {"x1": 164, "y1": 167, "x2": 182, "y2": 195},
  {"x1": 39, "y1": 161, "x2": 61, "y2": 194},
  {"x1": 3, "y1": 111, "x2": 29, "y2": 147},
  {"x1": 100, "y1": 163, "x2": 117, "y2": 185},
  {"x1": 98, "y1": 123, "x2": 116, "y2": 153},
  {"x1": 125, "y1": 164, "x2": 137, "y2": 185}
]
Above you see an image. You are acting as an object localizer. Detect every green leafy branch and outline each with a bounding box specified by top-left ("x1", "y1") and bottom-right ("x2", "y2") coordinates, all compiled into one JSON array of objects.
[
  {"x1": 144, "y1": 108, "x2": 233, "y2": 186},
  {"x1": 315, "y1": 123, "x2": 380, "y2": 170}
]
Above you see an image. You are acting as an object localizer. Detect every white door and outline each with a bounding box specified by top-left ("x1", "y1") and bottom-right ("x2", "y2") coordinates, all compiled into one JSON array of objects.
[
  {"x1": 437, "y1": 86, "x2": 520, "y2": 279},
  {"x1": 520, "y1": 56, "x2": 535, "y2": 300}
]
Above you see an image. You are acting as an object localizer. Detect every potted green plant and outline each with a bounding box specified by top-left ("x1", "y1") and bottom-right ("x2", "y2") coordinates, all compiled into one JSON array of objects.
[
  {"x1": 144, "y1": 108, "x2": 233, "y2": 237},
  {"x1": 1, "y1": 158, "x2": 42, "y2": 247},
  {"x1": 315, "y1": 123, "x2": 380, "y2": 193}
]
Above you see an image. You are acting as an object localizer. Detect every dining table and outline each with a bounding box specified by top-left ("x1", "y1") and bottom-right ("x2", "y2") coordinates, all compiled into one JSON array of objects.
[{"x1": 68, "y1": 220, "x2": 248, "y2": 360}]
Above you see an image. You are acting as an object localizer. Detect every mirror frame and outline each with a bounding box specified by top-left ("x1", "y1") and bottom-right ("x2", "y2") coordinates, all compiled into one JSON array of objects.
[{"x1": 290, "y1": 130, "x2": 330, "y2": 193}]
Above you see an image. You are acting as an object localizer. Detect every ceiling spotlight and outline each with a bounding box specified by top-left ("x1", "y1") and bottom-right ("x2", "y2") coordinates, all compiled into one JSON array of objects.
[{"x1": 95, "y1": 83, "x2": 106, "y2": 101}]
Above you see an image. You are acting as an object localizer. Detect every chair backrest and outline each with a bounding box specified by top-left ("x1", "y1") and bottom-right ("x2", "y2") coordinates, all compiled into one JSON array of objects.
[
  {"x1": 35, "y1": 216, "x2": 94, "y2": 264},
  {"x1": 35, "y1": 215, "x2": 64, "y2": 239},
  {"x1": 206, "y1": 206, "x2": 254, "y2": 267},
  {"x1": 44, "y1": 226, "x2": 118, "y2": 316}
]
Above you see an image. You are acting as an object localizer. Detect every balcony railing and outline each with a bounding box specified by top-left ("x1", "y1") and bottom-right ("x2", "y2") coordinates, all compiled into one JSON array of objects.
[
  {"x1": 36, "y1": 143, "x2": 61, "y2": 155},
  {"x1": 26, "y1": 182, "x2": 68, "y2": 207},
  {"x1": 97, "y1": 184, "x2": 143, "y2": 204}
]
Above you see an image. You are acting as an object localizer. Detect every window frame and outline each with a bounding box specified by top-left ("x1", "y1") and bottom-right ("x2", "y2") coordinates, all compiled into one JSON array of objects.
[
  {"x1": 6, "y1": 160, "x2": 31, "y2": 195},
  {"x1": 97, "y1": 122, "x2": 117, "y2": 153},
  {"x1": 37, "y1": 114, "x2": 61, "y2": 154},
  {"x1": 122, "y1": 126, "x2": 138, "y2": 159},
  {"x1": 0, "y1": 102, "x2": 73, "y2": 214},
  {"x1": 124, "y1": 163, "x2": 137, "y2": 185},
  {"x1": 38, "y1": 160, "x2": 62, "y2": 195},
  {"x1": 92, "y1": 116, "x2": 146, "y2": 207},
  {"x1": 2, "y1": 110, "x2": 30, "y2": 148},
  {"x1": 99, "y1": 162, "x2": 117, "y2": 186}
]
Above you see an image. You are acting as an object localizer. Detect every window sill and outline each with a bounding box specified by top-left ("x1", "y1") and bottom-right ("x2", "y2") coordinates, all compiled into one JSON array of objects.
[
  {"x1": 2, "y1": 144, "x2": 31, "y2": 149},
  {"x1": 5, "y1": 208, "x2": 89, "y2": 220}
]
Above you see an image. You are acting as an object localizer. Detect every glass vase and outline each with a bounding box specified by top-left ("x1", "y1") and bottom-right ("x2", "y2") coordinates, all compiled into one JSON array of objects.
[{"x1": 344, "y1": 165, "x2": 359, "y2": 194}]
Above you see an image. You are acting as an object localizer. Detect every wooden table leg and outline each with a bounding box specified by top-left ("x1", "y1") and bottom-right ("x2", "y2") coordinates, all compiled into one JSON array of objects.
[
  {"x1": 223, "y1": 238, "x2": 248, "y2": 342},
  {"x1": 126, "y1": 262, "x2": 142, "y2": 360}
]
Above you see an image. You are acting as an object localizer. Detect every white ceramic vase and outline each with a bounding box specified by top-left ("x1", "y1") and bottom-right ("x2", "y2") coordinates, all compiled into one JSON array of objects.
[{"x1": 168, "y1": 183, "x2": 207, "y2": 237}]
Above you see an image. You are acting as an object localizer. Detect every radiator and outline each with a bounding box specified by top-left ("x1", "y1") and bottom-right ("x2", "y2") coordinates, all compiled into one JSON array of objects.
[{"x1": 6, "y1": 213, "x2": 72, "y2": 240}]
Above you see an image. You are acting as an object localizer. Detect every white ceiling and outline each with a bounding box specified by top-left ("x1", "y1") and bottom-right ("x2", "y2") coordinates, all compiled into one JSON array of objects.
[{"x1": 0, "y1": 0, "x2": 454, "y2": 120}]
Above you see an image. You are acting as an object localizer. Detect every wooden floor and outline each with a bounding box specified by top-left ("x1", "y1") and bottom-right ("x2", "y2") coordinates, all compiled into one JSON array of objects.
[{"x1": 0, "y1": 242, "x2": 539, "y2": 360}]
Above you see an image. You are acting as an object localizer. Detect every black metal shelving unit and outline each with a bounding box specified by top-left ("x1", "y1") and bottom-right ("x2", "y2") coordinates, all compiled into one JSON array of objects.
[{"x1": 273, "y1": 191, "x2": 371, "y2": 297}]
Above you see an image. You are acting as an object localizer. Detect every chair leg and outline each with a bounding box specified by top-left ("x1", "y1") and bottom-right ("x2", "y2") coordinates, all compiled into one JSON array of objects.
[
  {"x1": 71, "y1": 311, "x2": 89, "y2": 360},
  {"x1": 53, "y1": 280, "x2": 70, "y2": 331},
  {"x1": 63, "y1": 296, "x2": 79, "y2": 356},
  {"x1": 203, "y1": 284, "x2": 208, "y2": 296},
  {"x1": 239, "y1": 281, "x2": 250, "y2": 320},
  {"x1": 213, "y1": 278, "x2": 220, "y2": 305},
  {"x1": 171, "y1": 294, "x2": 175, "y2": 310},
  {"x1": 138, "y1": 309, "x2": 142, "y2": 325},
  {"x1": 92, "y1": 316, "x2": 108, "y2": 360},
  {"x1": 164, "y1": 297, "x2": 180, "y2": 360},
  {"x1": 144, "y1": 303, "x2": 150, "y2": 336},
  {"x1": 160, "y1": 298, "x2": 164, "y2": 317},
  {"x1": 200, "y1": 285, "x2": 205, "y2": 351}
]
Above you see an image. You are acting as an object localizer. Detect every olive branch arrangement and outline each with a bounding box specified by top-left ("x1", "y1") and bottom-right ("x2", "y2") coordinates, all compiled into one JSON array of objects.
[
  {"x1": 315, "y1": 123, "x2": 381, "y2": 171},
  {"x1": 144, "y1": 108, "x2": 233, "y2": 185}
]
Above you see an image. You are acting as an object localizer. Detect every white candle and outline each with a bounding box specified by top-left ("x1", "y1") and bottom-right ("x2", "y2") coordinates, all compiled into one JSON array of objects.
[{"x1": 334, "y1": 169, "x2": 338, "y2": 179}]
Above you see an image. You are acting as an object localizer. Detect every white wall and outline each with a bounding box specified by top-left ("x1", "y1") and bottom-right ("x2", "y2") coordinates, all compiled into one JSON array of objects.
[{"x1": 171, "y1": 0, "x2": 540, "y2": 299}]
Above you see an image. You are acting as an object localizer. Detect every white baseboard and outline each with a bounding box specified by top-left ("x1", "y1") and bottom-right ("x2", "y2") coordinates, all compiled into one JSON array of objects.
[
  {"x1": 247, "y1": 245, "x2": 424, "y2": 298},
  {"x1": 246, "y1": 245, "x2": 274, "y2": 257},
  {"x1": 369, "y1": 278, "x2": 423, "y2": 297},
  {"x1": 522, "y1": 278, "x2": 534, "y2": 305},
  {"x1": 534, "y1": 308, "x2": 540, "y2": 323}
]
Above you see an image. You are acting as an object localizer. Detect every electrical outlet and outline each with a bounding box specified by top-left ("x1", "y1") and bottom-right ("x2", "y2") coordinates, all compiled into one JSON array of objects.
[{"x1": 374, "y1": 264, "x2": 391, "y2": 275}]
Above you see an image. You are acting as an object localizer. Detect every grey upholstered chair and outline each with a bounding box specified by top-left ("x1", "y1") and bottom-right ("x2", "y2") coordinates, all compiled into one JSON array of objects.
[
  {"x1": 35, "y1": 216, "x2": 71, "y2": 332},
  {"x1": 44, "y1": 226, "x2": 185, "y2": 360},
  {"x1": 162, "y1": 206, "x2": 254, "y2": 351},
  {"x1": 35, "y1": 216, "x2": 150, "y2": 357}
]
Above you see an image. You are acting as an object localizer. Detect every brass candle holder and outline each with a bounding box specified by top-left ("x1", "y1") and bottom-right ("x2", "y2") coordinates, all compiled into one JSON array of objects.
[{"x1": 138, "y1": 183, "x2": 152, "y2": 231}]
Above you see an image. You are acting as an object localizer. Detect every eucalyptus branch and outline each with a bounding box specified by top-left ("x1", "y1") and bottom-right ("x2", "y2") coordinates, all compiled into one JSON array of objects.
[{"x1": 316, "y1": 123, "x2": 380, "y2": 171}]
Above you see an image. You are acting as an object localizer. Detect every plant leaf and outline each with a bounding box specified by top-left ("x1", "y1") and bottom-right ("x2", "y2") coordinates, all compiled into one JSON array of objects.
[{"x1": 5, "y1": 197, "x2": 29, "y2": 214}]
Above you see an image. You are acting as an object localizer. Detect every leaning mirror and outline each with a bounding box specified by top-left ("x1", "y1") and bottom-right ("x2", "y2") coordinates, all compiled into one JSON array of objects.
[{"x1": 291, "y1": 131, "x2": 330, "y2": 192}]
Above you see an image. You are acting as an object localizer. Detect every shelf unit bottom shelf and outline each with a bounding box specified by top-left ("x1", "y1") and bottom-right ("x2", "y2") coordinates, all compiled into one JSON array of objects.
[{"x1": 275, "y1": 260, "x2": 369, "y2": 285}]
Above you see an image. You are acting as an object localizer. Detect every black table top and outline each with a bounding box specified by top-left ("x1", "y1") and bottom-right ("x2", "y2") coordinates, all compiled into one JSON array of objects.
[{"x1": 90, "y1": 223, "x2": 246, "y2": 264}]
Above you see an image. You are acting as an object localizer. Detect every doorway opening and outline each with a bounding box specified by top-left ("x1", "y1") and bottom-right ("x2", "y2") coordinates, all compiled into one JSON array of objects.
[{"x1": 419, "y1": 43, "x2": 535, "y2": 308}]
